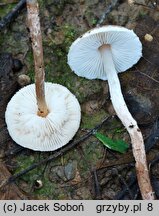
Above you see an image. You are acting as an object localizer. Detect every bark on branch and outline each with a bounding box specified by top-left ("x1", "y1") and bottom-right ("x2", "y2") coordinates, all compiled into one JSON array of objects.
[{"x1": 26, "y1": 0, "x2": 48, "y2": 117}]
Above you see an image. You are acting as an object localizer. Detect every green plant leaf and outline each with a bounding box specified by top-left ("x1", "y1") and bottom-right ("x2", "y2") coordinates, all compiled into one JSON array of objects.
[{"x1": 94, "y1": 132, "x2": 129, "y2": 154}]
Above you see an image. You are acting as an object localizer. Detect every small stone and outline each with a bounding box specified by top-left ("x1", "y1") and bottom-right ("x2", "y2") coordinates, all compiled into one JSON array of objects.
[
  {"x1": 18, "y1": 74, "x2": 31, "y2": 87},
  {"x1": 144, "y1": 34, "x2": 153, "y2": 42},
  {"x1": 64, "y1": 160, "x2": 77, "y2": 180},
  {"x1": 70, "y1": 170, "x2": 81, "y2": 185},
  {"x1": 34, "y1": 180, "x2": 43, "y2": 189},
  {"x1": 49, "y1": 166, "x2": 66, "y2": 182},
  {"x1": 56, "y1": 166, "x2": 67, "y2": 181},
  {"x1": 128, "y1": 0, "x2": 135, "y2": 5},
  {"x1": 46, "y1": 28, "x2": 52, "y2": 35}
]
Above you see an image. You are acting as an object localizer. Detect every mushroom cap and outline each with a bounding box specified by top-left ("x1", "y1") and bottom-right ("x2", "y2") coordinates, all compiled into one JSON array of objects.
[
  {"x1": 68, "y1": 25, "x2": 142, "y2": 80},
  {"x1": 5, "y1": 83, "x2": 81, "y2": 151}
]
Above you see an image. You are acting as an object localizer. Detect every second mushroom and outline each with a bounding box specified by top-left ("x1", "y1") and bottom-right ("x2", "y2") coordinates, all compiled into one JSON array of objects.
[{"x1": 67, "y1": 25, "x2": 154, "y2": 200}]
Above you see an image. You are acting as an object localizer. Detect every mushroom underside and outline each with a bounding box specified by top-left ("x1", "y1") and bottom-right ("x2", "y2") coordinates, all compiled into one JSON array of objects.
[{"x1": 5, "y1": 83, "x2": 81, "y2": 151}]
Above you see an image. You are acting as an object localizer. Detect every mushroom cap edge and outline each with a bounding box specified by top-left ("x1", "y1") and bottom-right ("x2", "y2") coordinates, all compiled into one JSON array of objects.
[{"x1": 68, "y1": 25, "x2": 142, "y2": 80}]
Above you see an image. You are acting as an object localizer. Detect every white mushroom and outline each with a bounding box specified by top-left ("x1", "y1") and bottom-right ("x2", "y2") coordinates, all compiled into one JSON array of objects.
[
  {"x1": 5, "y1": 0, "x2": 81, "y2": 152},
  {"x1": 68, "y1": 25, "x2": 154, "y2": 200},
  {"x1": 5, "y1": 83, "x2": 81, "y2": 151}
]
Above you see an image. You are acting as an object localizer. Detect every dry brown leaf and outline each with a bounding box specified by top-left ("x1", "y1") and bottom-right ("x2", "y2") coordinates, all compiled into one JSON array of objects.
[{"x1": 0, "y1": 163, "x2": 28, "y2": 200}]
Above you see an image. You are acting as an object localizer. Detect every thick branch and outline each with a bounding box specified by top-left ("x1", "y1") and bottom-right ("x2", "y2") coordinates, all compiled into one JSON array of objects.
[{"x1": 26, "y1": 0, "x2": 48, "y2": 117}]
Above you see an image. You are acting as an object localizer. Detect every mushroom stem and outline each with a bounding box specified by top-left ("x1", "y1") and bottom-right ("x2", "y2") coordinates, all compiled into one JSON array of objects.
[
  {"x1": 99, "y1": 44, "x2": 154, "y2": 200},
  {"x1": 26, "y1": 0, "x2": 48, "y2": 117}
]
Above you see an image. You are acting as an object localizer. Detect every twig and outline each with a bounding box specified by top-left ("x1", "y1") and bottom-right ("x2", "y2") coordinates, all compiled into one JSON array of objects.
[
  {"x1": 96, "y1": 0, "x2": 118, "y2": 27},
  {"x1": 92, "y1": 168, "x2": 101, "y2": 199},
  {"x1": 135, "y1": 69, "x2": 159, "y2": 84},
  {"x1": 0, "y1": 0, "x2": 26, "y2": 31},
  {"x1": 112, "y1": 168, "x2": 134, "y2": 199},
  {"x1": 133, "y1": 2, "x2": 159, "y2": 10},
  {"x1": 0, "y1": 116, "x2": 112, "y2": 189},
  {"x1": 0, "y1": 163, "x2": 28, "y2": 200},
  {"x1": 5, "y1": 146, "x2": 24, "y2": 157},
  {"x1": 115, "y1": 165, "x2": 154, "y2": 200},
  {"x1": 142, "y1": 73, "x2": 159, "y2": 84},
  {"x1": 97, "y1": 151, "x2": 158, "y2": 171},
  {"x1": 128, "y1": 0, "x2": 159, "y2": 10},
  {"x1": 115, "y1": 175, "x2": 138, "y2": 199}
]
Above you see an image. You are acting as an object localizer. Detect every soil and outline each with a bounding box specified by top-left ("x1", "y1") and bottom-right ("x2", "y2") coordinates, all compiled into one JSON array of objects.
[{"x1": 0, "y1": 0, "x2": 159, "y2": 200}]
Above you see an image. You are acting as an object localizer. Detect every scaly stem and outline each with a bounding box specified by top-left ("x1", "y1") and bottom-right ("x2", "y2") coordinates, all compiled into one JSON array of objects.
[
  {"x1": 26, "y1": 0, "x2": 48, "y2": 117},
  {"x1": 99, "y1": 44, "x2": 154, "y2": 200}
]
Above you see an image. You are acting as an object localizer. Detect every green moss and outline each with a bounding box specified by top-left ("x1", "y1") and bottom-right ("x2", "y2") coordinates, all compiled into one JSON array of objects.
[
  {"x1": 91, "y1": 18, "x2": 98, "y2": 26},
  {"x1": 44, "y1": 24, "x2": 76, "y2": 49},
  {"x1": 0, "y1": 3, "x2": 16, "y2": 18},
  {"x1": 25, "y1": 51, "x2": 34, "y2": 81},
  {"x1": 49, "y1": 24, "x2": 103, "y2": 101},
  {"x1": 83, "y1": 139, "x2": 103, "y2": 162},
  {"x1": 138, "y1": 10, "x2": 148, "y2": 18},
  {"x1": 62, "y1": 25, "x2": 76, "y2": 51},
  {"x1": 14, "y1": 154, "x2": 44, "y2": 182},
  {"x1": 41, "y1": 24, "x2": 87, "y2": 100},
  {"x1": 81, "y1": 109, "x2": 108, "y2": 129},
  {"x1": 39, "y1": 0, "x2": 46, "y2": 9},
  {"x1": 33, "y1": 177, "x2": 57, "y2": 199},
  {"x1": 14, "y1": 153, "x2": 66, "y2": 199},
  {"x1": 102, "y1": 117, "x2": 127, "y2": 141},
  {"x1": 19, "y1": 23, "x2": 88, "y2": 102}
]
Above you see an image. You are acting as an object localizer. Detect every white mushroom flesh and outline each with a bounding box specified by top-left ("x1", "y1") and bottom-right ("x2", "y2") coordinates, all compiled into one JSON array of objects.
[
  {"x1": 99, "y1": 44, "x2": 137, "y2": 130},
  {"x1": 99, "y1": 44, "x2": 146, "y2": 163}
]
